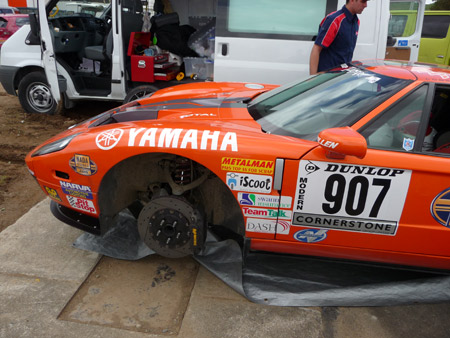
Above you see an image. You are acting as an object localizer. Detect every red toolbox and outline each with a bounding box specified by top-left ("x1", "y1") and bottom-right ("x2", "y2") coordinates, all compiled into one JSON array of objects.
[{"x1": 127, "y1": 32, "x2": 178, "y2": 83}]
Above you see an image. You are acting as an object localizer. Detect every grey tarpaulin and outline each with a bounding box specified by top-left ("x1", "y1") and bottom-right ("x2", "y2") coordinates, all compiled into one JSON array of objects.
[{"x1": 73, "y1": 213, "x2": 450, "y2": 306}]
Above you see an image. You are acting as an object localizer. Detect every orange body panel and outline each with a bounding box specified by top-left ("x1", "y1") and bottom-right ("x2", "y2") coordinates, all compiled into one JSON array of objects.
[{"x1": 25, "y1": 62, "x2": 450, "y2": 271}]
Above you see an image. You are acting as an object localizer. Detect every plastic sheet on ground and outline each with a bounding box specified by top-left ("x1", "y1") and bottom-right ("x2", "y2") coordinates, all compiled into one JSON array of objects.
[{"x1": 73, "y1": 213, "x2": 450, "y2": 306}]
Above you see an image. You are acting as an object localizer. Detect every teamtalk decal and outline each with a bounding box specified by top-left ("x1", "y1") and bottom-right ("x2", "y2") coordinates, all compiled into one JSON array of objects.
[
  {"x1": 44, "y1": 186, "x2": 62, "y2": 202},
  {"x1": 246, "y1": 218, "x2": 290, "y2": 234},
  {"x1": 226, "y1": 172, "x2": 272, "y2": 193},
  {"x1": 294, "y1": 229, "x2": 328, "y2": 243},
  {"x1": 221, "y1": 157, "x2": 274, "y2": 175},
  {"x1": 238, "y1": 193, "x2": 292, "y2": 208},
  {"x1": 95, "y1": 128, "x2": 238, "y2": 152},
  {"x1": 292, "y1": 160, "x2": 412, "y2": 236},
  {"x1": 69, "y1": 154, "x2": 98, "y2": 176},
  {"x1": 66, "y1": 196, "x2": 97, "y2": 214},
  {"x1": 431, "y1": 188, "x2": 450, "y2": 228},
  {"x1": 242, "y1": 207, "x2": 291, "y2": 219},
  {"x1": 60, "y1": 181, "x2": 93, "y2": 200}
]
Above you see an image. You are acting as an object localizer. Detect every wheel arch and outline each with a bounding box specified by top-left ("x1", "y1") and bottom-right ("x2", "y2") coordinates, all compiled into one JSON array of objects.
[
  {"x1": 14, "y1": 66, "x2": 43, "y2": 91},
  {"x1": 97, "y1": 152, "x2": 244, "y2": 236}
]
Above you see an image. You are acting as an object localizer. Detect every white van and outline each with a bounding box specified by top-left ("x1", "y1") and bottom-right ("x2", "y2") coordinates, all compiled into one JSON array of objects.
[{"x1": 0, "y1": 0, "x2": 426, "y2": 114}]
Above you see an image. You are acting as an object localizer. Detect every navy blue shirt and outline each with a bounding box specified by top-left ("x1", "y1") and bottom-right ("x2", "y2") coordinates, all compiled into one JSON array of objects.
[{"x1": 315, "y1": 5, "x2": 360, "y2": 72}]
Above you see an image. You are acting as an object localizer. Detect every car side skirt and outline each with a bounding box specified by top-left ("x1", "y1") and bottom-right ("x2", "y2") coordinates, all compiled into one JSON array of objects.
[{"x1": 249, "y1": 238, "x2": 450, "y2": 272}]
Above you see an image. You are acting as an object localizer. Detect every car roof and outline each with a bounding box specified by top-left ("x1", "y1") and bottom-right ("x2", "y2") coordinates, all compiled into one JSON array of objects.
[{"x1": 359, "y1": 60, "x2": 450, "y2": 84}]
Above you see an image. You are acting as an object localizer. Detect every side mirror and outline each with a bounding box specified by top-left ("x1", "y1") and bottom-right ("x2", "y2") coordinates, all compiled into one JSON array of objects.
[
  {"x1": 29, "y1": 13, "x2": 39, "y2": 37},
  {"x1": 318, "y1": 127, "x2": 367, "y2": 159}
]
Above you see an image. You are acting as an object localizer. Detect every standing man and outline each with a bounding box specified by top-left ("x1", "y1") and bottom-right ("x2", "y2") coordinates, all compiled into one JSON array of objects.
[{"x1": 310, "y1": 0, "x2": 368, "y2": 75}]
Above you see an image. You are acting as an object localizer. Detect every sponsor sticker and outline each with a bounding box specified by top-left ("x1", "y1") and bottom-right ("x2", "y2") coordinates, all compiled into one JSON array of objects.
[
  {"x1": 96, "y1": 129, "x2": 124, "y2": 150},
  {"x1": 44, "y1": 186, "x2": 62, "y2": 202},
  {"x1": 66, "y1": 196, "x2": 97, "y2": 214},
  {"x1": 431, "y1": 188, "x2": 450, "y2": 228},
  {"x1": 246, "y1": 218, "x2": 290, "y2": 234},
  {"x1": 98, "y1": 128, "x2": 238, "y2": 152},
  {"x1": 403, "y1": 138, "x2": 415, "y2": 151},
  {"x1": 226, "y1": 172, "x2": 272, "y2": 193},
  {"x1": 292, "y1": 160, "x2": 411, "y2": 236},
  {"x1": 242, "y1": 206, "x2": 291, "y2": 219},
  {"x1": 221, "y1": 157, "x2": 274, "y2": 175},
  {"x1": 69, "y1": 154, "x2": 98, "y2": 176},
  {"x1": 238, "y1": 193, "x2": 291, "y2": 208},
  {"x1": 294, "y1": 229, "x2": 328, "y2": 243},
  {"x1": 293, "y1": 213, "x2": 397, "y2": 235},
  {"x1": 60, "y1": 181, "x2": 93, "y2": 200}
]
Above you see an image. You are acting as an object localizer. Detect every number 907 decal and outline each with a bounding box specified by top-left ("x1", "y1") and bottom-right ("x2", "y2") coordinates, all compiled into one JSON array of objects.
[{"x1": 292, "y1": 161, "x2": 412, "y2": 235}]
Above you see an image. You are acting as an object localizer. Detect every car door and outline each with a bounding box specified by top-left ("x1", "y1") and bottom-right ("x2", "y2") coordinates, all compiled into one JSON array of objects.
[
  {"x1": 38, "y1": 0, "x2": 60, "y2": 103},
  {"x1": 276, "y1": 82, "x2": 450, "y2": 263},
  {"x1": 387, "y1": 0, "x2": 425, "y2": 62}
]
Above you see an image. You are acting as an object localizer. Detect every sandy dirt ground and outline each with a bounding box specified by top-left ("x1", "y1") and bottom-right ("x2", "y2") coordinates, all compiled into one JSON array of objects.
[{"x1": 0, "y1": 85, "x2": 117, "y2": 232}]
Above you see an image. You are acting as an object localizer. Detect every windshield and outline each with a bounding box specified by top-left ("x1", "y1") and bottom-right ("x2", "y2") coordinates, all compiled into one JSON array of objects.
[
  {"x1": 49, "y1": 0, "x2": 110, "y2": 18},
  {"x1": 248, "y1": 67, "x2": 411, "y2": 141}
]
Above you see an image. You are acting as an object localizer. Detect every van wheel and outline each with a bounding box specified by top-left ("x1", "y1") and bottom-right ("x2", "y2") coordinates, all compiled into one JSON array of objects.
[
  {"x1": 18, "y1": 71, "x2": 64, "y2": 115},
  {"x1": 124, "y1": 85, "x2": 158, "y2": 103}
]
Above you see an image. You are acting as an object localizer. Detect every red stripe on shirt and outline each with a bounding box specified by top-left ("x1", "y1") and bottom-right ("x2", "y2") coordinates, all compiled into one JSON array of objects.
[{"x1": 320, "y1": 13, "x2": 346, "y2": 48}]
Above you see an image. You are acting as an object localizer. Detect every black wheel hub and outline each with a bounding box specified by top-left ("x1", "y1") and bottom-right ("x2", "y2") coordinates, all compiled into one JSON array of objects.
[{"x1": 137, "y1": 196, "x2": 205, "y2": 258}]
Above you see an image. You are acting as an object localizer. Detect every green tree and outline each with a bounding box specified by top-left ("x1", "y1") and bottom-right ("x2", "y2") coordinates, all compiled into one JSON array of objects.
[{"x1": 430, "y1": 0, "x2": 450, "y2": 10}]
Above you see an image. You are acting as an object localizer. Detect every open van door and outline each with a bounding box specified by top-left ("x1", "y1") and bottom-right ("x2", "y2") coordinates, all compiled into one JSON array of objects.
[
  {"x1": 386, "y1": 0, "x2": 425, "y2": 62},
  {"x1": 37, "y1": 0, "x2": 60, "y2": 103}
]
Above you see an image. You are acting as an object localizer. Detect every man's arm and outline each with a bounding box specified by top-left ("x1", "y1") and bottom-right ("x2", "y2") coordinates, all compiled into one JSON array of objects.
[{"x1": 309, "y1": 44, "x2": 323, "y2": 75}]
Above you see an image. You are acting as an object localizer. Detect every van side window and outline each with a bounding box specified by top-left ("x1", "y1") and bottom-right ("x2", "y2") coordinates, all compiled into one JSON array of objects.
[
  {"x1": 217, "y1": 0, "x2": 338, "y2": 41},
  {"x1": 422, "y1": 15, "x2": 450, "y2": 39}
]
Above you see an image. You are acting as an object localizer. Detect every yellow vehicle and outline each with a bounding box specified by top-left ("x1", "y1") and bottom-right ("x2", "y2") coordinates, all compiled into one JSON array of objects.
[{"x1": 389, "y1": 10, "x2": 450, "y2": 66}]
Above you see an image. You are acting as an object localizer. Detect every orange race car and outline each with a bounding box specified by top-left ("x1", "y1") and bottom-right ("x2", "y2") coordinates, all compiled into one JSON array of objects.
[{"x1": 26, "y1": 60, "x2": 450, "y2": 271}]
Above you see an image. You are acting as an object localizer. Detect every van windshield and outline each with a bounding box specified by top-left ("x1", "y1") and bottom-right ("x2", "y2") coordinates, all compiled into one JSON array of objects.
[
  {"x1": 50, "y1": 0, "x2": 110, "y2": 18},
  {"x1": 248, "y1": 67, "x2": 410, "y2": 140}
]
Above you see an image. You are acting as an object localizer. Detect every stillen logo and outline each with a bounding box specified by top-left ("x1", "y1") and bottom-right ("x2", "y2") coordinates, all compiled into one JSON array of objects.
[{"x1": 96, "y1": 129, "x2": 124, "y2": 150}]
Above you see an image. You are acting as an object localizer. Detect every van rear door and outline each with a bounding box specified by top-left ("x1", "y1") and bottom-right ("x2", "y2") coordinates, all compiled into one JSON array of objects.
[
  {"x1": 387, "y1": 0, "x2": 426, "y2": 62},
  {"x1": 38, "y1": 0, "x2": 60, "y2": 103}
]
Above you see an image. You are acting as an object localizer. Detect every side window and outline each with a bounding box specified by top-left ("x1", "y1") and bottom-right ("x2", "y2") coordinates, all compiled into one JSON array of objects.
[
  {"x1": 422, "y1": 15, "x2": 450, "y2": 39},
  {"x1": 361, "y1": 86, "x2": 428, "y2": 152},
  {"x1": 429, "y1": 87, "x2": 450, "y2": 153},
  {"x1": 217, "y1": 0, "x2": 338, "y2": 41}
]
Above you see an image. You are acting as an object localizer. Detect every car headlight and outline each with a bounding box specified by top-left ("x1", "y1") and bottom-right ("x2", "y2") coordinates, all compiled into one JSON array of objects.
[{"x1": 31, "y1": 133, "x2": 81, "y2": 157}]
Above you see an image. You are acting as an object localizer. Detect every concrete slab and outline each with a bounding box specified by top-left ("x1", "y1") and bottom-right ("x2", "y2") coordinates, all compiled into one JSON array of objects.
[
  {"x1": 0, "y1": 199, "x2": 99, "y2": 282},
  {"x1": 178, "y1": 267, "x2": 323, "y2": 338},
  {"x1": 59, "y1": 256, "x2": 199, "y2": 335}
]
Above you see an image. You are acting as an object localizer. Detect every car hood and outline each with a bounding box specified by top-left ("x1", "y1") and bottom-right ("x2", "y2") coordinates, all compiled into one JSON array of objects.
[{"x1": 89, "y1": 82, "x2": 278, "y2": 128}]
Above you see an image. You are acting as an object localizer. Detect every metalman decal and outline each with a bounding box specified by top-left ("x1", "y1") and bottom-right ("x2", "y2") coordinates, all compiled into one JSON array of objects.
[
  {"x1": 221, "y1": 157, "x2": 274, "y2": 175},
  {"x1": 69, "y1": 154, "x2": 98, "y2": 176},
  {"x1": 293, "y1": 160, "x2": 411, "y2": 236},
  {"x1": 96, "y1": 128, "x2": 238, "y2": 152},
  {"x1": 431, "y1": 188, "x2": 450, "y2": 228},
  {"x1": 226, "y1": 173, "x2": 272, "y2": 193}
]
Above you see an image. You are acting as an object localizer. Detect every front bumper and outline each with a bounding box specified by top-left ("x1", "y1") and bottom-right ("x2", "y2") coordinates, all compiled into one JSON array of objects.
[
  {"x1": 0, "y1": 65, "x2": 19, "y2": 95},
  {"x1": 50, "y1": 200, "x2": 101, "y2": 235}
]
